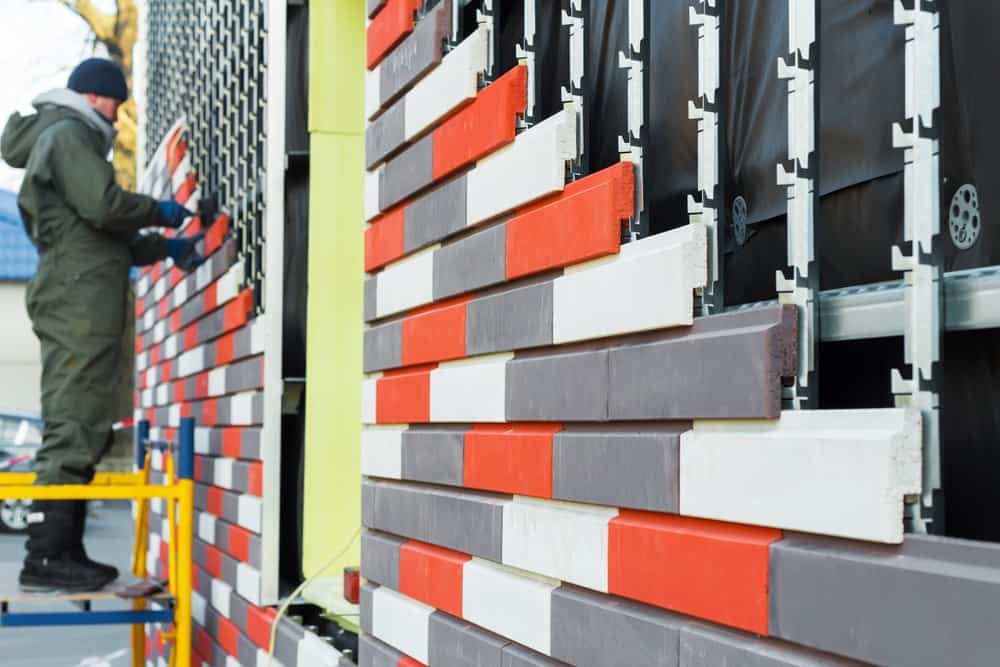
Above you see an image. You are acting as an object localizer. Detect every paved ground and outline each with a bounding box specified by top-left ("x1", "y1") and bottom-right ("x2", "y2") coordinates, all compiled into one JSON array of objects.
[{"x1": 0, "y1": 503, "x2": 136, "y2": 667}]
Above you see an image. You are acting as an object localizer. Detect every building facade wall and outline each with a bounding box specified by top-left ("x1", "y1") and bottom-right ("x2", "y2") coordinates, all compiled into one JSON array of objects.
[
  {"x1": 0, "y1": 282, "x2": 41, "y2": 415},
  {"x1": 355, "y1": 3, "x2": 1000, "y2": 667}
]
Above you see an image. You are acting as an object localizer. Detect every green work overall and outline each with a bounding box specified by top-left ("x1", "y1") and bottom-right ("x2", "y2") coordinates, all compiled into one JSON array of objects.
[{"x1": 1, "y1": 89, "x2": 167, "y2": 487}]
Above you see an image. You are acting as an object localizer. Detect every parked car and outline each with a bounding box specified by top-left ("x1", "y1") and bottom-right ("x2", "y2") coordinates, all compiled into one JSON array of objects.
[{"x1": 0, "y1": 412, "x2": 43, "y2": 533}]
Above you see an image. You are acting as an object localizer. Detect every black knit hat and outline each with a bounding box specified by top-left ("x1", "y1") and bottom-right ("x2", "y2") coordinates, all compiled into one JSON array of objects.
[{"x1": 67, "y1": 58, "x2": 128, "y2": 102}]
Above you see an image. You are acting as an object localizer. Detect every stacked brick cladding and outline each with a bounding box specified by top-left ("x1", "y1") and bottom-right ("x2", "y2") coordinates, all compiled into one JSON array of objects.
[
  {"x1": 359, "y1": 3, "x2": 1000, "y2": 667},
  {"x1": 135, "y1": 131, "x2": 347, "y2": 667}
]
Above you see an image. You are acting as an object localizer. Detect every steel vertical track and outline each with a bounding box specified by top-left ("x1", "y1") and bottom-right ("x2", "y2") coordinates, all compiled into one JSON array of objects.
[
  {"x1": 478, "y1": 0, "x2": 499, "y2": 81},
  {"x1": 619, "y1": 0, "x2": 648, "y2": 241},
  {"x1": 562, "y1": 0, "x2": 587, "y2": 177},
  {"x1": 776, "y1": 0, "x2": 820, "y2": 410},
  {"x1": 689, "y1": 0, "x2": 723, "y2": 313},
  {"x1": 261, "y1": 0, "x2": 287, "y2": 605},
  {"x1": 892, "y1": 0, "x2": 942, "y2": 534},
  {"x1": 518, "y1": 0, "x2": 538, "y2": 128}
]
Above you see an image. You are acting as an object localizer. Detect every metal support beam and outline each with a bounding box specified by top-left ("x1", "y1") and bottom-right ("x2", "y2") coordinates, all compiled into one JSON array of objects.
[
  {"x1": 732, "y1": 265, "x2": 1000, "y2": 341},
  {"x1": 516, "y1": 0, "x2": 538, "y2": 128},
  {"x1": 618, "y1": 0, "x2": 648, "y2": 241},
  {"x1": 477, "y1": 0, "x2": 498, "y2": 81},
  {"x1": 0, "y1": 609, "x2": 175, "y2": 628},
  {"x1": 892, "y1": 0, "x2": 943, "y2": 534},
  {"x1": 561, "y1": 0, "x2": 587, "y2": 177},
  {"x1": 688, "y1": 1, "x2": 723, "y2": 314},
  {"x1": 776, "y1": 0, "x2": 819, "y2": 410},
  {"x1": 261, "y1": 0, "x2": 288, "y2": 604},
  {"x1": 450, "y1": 0, "x2": 462, "y2": 45}
]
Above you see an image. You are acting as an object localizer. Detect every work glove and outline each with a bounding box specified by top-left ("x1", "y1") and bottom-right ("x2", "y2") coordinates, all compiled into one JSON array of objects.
[
  {"x1": 165, "y1": 232, "x2": 207, "y2": 272},
  {"x1": 156, "y1": 199, "x2": 192, "y2": 229}
]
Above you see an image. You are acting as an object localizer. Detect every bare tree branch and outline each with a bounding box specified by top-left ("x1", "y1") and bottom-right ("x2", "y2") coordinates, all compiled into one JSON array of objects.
[
  {"x1": 111, "y1": 0, "x2": 137, "y2": 75},
  {"x1": 48, "y1": 0, "x2": 139, "y2": 189}
]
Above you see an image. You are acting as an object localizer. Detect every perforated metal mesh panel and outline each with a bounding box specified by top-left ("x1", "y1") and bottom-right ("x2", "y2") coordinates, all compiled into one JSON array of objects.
[{"x1": 146, "y1": 0, "x2": 269, "y2": 314}]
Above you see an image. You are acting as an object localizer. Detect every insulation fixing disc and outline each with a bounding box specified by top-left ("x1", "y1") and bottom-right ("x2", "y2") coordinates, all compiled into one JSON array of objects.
[
  {"x1": 949, "y1": 183, "x2": 981, "y2": 250},
  {"x1": 732, "y1": 196, "x2": 749, "y2": 246}
]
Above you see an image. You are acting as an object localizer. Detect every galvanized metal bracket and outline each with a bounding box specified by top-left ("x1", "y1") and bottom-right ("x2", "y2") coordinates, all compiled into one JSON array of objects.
[
  {"x1": 688, "y1": 0, "x2": 723, "y2": 314},
  {"x1": 891, "y1": 0, "x2": 942, "y2": 534},
  {"x1": 776, "y1": 0, "x2": 819, "y2": 410}
]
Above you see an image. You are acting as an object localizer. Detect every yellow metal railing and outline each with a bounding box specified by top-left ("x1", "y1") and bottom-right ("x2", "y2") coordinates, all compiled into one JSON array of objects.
[{"x1": 0, "y1": 471, "x2": 144, "y2": 487}]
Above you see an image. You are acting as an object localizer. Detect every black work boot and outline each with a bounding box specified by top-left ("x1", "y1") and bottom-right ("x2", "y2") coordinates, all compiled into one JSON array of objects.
[
  {"x1": 68, "y1": 500, "x2": 119, "y2": 582},
  {"x1": 20, "y1": 500, "x2": 116, "y2": 593}
]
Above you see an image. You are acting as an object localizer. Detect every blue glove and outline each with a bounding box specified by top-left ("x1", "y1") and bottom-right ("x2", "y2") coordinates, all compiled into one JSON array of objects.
[
  {"x1": 166, "y1": 232, "x2": 206, "y2": 272},
  {"x1": 156, "y1": 200, "x2": 191, "y2": 229}
]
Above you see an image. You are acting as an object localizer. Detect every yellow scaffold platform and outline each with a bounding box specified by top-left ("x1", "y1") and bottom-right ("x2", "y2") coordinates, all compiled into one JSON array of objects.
[{"x1": 0, "y1": 418, "x2": 196, "y2": 667}]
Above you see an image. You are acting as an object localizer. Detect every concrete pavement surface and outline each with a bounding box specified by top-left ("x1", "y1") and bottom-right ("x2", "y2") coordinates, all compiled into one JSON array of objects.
[{"x1": 0, "y1": 503, "x2": 136, "y2": 667}]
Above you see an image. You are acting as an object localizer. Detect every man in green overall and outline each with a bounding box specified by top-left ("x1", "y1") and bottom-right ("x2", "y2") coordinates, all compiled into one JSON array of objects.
[{"x1": 1, "y1": 58, "x2": 205, "y2": 592}]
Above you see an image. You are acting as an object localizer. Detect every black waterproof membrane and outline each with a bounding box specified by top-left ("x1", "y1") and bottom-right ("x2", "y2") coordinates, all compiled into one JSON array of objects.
[
  {"x1": 719, "y1": 0, "x2": 908, "y2": 304},
  {"x1": 647, "y1": 0, "x2": 698, "y2": 236},
  {"x1": 934, "y1": 3, "x2": 1000, "y2": 542},
  {"x1": 282, "y1": 159, "x2": 308, "y2": 585},
  {"x1": 584, "y1": 0, "x2": 628, "y2": 175},
  {"x1": 538, "y1": 0, "x2": 1000, "y2": 540},
  {"x1": 281, "y1": 2, "x2": 309, "y2": 586},
  {"x1": 496, "y1": 0, "x2": 524, "y2": 77},
  {"x1": 820, "y1": 330, "x2": 1000, "y2": 542},
  {"x1": 940, "y1": 1, "x2": 1000, "y2": 271}
]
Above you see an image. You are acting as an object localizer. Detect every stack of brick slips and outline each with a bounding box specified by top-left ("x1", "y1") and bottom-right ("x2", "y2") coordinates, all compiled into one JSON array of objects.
[
  {"x1": 136, "y1": 131, "x2": 347, "y2": 667},
  {"x1": 360, "y1": 4, "x2": 1000, "y2": 667}
]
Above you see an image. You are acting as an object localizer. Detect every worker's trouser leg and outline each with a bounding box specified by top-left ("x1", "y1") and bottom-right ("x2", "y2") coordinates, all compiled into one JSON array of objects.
[
  {"x1": 33, "y1": 325, "x2": 120, "y2": 486},
  {"x1": 21, "y1": 316, "x2": 121, "y2": 590}
]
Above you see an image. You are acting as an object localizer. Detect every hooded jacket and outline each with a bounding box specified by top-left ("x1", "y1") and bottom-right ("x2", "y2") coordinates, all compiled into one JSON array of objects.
[{"x1": 1, "y1": 89, "x2": 166, "y2": 337}]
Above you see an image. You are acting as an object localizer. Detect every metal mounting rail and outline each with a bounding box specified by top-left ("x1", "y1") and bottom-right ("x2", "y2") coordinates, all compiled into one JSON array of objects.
[
  {"x1": 776, "y1": 0, "x2": 819, "y2": 410},
  {"x1": 619, "y1": 0, "x2": 648, "y2": 241},
  {"x1": 892, "y1": 0, "x2": 943, "y2": 534},
  {"x1": 562, "y1": 0, "x2": 587, "y2": 178},
  {"x1": 728, "y1": 265, "x2": 1000, "y2": 342},
  {"x1": 688, "y1": 0, "x2": 723, "y2": 314},
  {"x1": 517, "y1": 0, "x2": 539, "y2": 128}
]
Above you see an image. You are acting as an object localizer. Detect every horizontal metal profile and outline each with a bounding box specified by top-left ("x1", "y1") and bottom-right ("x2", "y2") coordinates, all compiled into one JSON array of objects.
[
  {"x1": 729, "y1": 266, "x2": 1000, "y2": 341},
  {"x1": 941, "y1": 266, "x2": 1000, "y2": 332}
]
